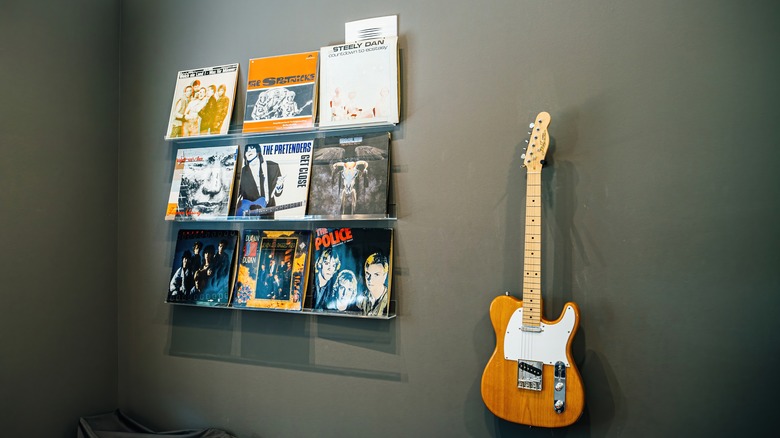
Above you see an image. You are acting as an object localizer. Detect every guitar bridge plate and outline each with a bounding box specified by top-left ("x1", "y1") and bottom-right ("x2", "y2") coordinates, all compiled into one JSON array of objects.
[
  {"x1": 517, "y1": 360, "x2": 543, "y2": 391},
  {"x1": 553, "y1": 361, "x2": 566, "y2": 413}
]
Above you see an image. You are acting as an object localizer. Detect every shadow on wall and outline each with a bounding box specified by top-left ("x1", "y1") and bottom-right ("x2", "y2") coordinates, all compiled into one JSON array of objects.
[{"x1": 166, "y1": 305, "x2": 403, "y2": 381}]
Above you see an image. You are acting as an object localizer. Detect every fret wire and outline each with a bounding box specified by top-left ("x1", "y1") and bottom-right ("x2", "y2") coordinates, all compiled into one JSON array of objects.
[{"x1": 523, "y1": 172, "x2": 543, "y2": 324}]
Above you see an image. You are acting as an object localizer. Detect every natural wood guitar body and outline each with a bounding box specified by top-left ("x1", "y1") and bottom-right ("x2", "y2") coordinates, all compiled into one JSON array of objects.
[{"x1": 481, "y1": 294, "x2": 585, "y2": 427}]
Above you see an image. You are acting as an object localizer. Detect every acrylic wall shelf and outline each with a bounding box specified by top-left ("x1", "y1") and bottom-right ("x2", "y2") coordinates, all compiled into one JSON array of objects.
[
  {"x1": 164, "y1": 123, "x2": 398, "y2": 321},
  {"x1": 165, "y1": 121, "x2": 396, "y2": 146},
  {"x1": 165, "y1": 299, "x2": 397, "y2": 320}
]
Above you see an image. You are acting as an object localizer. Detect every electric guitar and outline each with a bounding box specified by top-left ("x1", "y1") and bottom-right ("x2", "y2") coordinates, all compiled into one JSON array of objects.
[
  {"x1": 236, "y1": 197, "x2": 303, "y2": 217},
  {"x1": 235, "y1": 175, "x2": 303, "y2": 217},
  {"x1": 481, "y1": 112, "x2": 585, "y2": 427}
]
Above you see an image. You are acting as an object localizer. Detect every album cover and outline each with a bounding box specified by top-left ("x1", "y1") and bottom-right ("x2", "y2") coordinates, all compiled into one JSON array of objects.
[
  {"x1": 165, "y1": 63, "x2": 239, "y2": 139},
  {"x1": 307, "y1": 132, "x2": 390, "y2": 217},
  {"x1": 165, "y1": 145, "x2": 239, "y2": 221},
  {"x1": 242, "y1": 51, "x2": 318, "y2": 133},
  {"x1": 319, "y1": 36, "x2": 399, "y2": 127},
  {"x1": 234, "y1": 140, "x2": 313, "y2": 219},
  {"x1": 233, "y1": 230, "x2": 312, "y2": 311},
  {"x1": 306, "y1": 227, "x2": 393, "y2": 317},
  {"x1": 166, "y1": 229, "x2": 239, "y2": 307}
]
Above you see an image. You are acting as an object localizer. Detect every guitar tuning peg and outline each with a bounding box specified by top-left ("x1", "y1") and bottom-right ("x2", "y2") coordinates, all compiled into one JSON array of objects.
[
  {"x1": 529, "y1": 123, "x2": 535, "y2": 129},
  {"x1": 521, "y1": 153, "x2": 526, "y2": 159},
  {"x1": 524, "y1": 139, "x2": 529, "y2": 143}
]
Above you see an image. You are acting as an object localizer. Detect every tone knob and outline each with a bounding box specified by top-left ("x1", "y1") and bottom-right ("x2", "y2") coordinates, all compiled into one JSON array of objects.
[
  {"x1": 555, "y1": 400, "x2": 564, "y2": 410},
  {"x1": 555, "y1": 382, "x2": 564, "y2": 391}
]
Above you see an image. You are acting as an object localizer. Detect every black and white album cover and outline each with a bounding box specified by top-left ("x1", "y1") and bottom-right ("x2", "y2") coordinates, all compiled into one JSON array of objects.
[
  {"x1": 234, "y1": 141, "x2": 313, "y2": 219},
  {"x1": 165, "y1": 63, "x2": 239, "y2": 139},
  {"x1": 165, "y1": 145, "x2": 239, "y2": 220}
]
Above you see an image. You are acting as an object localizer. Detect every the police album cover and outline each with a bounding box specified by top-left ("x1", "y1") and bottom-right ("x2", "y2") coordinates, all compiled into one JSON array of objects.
[{"x1": 306, "y1": 227, "x2": 393, "y2": 317}]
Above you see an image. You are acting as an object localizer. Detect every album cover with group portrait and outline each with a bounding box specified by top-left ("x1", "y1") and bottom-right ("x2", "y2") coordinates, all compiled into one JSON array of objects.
[{"x1": 165, "y1": 63, "x2": 240, "y2": 139}]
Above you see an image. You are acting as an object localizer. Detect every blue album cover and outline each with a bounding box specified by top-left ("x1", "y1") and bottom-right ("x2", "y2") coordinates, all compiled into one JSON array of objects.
[
  {"x1": 166, "y1": 229, "x2": 239, "y2": 306},
  {"x1": 307, "y1": 227, "x2": 393, "y2": 317}
]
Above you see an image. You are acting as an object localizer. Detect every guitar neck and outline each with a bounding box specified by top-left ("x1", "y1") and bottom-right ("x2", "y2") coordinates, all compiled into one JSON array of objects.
[{"x1": 522, "y1": 171, "x2": 542, "y2": 327}]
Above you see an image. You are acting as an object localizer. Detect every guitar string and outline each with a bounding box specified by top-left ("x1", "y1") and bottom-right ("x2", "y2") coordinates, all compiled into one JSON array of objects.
[{"x1": 525, "y1": 172, "x2": 540, "y2": 376}]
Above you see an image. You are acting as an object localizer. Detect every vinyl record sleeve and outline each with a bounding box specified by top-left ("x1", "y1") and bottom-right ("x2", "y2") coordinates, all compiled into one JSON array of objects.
[
  {"x1": 319, "y1": 36, "x2": 399, "y2": 127},
  {"x1": 306, "y1": 227, "x2": 393, "y2": 317},
  {"x1": 233, "y1": 230, "x2": 312, "y2": 311},
  {"x1": 165, "y1": 63, "x2": 239, "y2": 139},
  {"x1": 242, "y1": 51, "x2": 318, "y2": 133},
  {"x1": 307, "y1": 132, "x2": 390, "y2": 217},
  {"x1": 165, "y1": 145, "x2": 239, "y2": 221},
  {"x1": 166, "y1": 229, "x2": 239, "y2": 307},
  {"x1": 234, "y1": 140, "x2": 313, "y2": 219}
]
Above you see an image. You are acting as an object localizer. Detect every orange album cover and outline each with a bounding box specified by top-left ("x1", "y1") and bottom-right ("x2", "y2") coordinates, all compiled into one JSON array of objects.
[{"x1": 242, "y1": 51, "x2": 318, "y2": 133}]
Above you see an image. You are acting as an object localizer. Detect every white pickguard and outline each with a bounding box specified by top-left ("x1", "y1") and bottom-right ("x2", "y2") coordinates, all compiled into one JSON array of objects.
[{"x1": 504, "y1": 305, "x2": 576, "y2": 367}]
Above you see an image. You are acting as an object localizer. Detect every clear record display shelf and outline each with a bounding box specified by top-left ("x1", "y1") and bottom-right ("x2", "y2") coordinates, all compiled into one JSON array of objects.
[
  {"x1": 165, "y1": 121, "x2": 396, "y2": 145},
  {"x1": 164, "y1": 123, "x2": 398, "y2": 320},
  {"x1": 166, "y1": 299, "x2": 397, "y2": 320}
]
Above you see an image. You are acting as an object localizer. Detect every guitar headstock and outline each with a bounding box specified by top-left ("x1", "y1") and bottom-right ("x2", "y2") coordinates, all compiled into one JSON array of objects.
[{"x1": 522, "y1": 112, "x2": 551, "y2": 172}]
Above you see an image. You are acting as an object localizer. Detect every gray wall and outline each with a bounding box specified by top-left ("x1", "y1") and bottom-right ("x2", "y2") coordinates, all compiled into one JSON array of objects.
[
  {"x1": 108, "y1": 0, "x2": 777, "y2": 437},
  {"x1": 0, "y1": 0, "x2": 120, "y2": 436}
]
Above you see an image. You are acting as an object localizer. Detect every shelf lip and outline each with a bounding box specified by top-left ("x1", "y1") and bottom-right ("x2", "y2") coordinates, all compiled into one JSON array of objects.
[
  {"x1": 165, "y1": 301, "x2": 397, "y2": 320},
  {"x1": 172, "y1": 214, "x2": 397, "y2": 223},
  {"x1": 165, "y1": 121, "x2": 396, "y2": 144}
]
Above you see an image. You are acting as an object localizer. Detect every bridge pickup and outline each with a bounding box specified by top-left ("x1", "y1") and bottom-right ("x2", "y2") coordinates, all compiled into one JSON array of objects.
[
  {"x1": 553, "y1": 361, "x2": 566, "y2": 413},
  {"x1": 517, "y1": 360, "x2": 543, "y2": 391}
]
